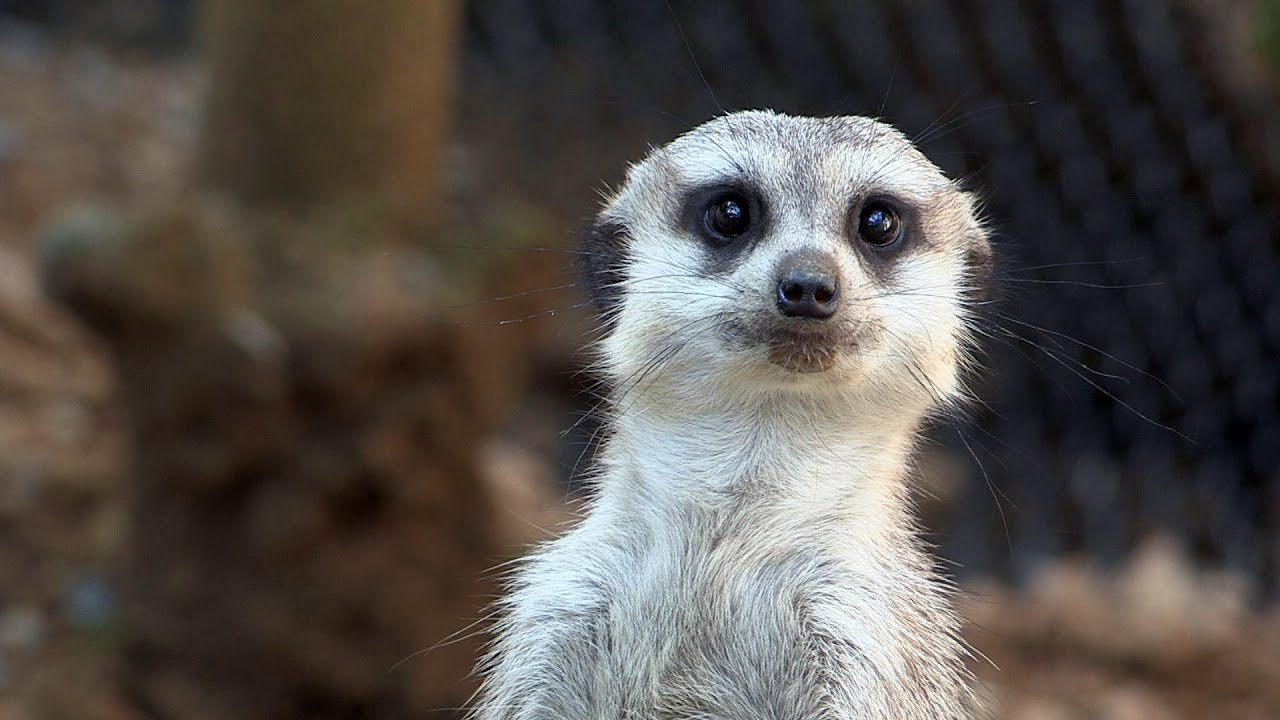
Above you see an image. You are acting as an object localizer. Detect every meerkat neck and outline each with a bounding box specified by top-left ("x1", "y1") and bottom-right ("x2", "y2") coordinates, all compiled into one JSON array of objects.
[{"x1": 597, "y1": 391, "x2": 925, "y2": 545}]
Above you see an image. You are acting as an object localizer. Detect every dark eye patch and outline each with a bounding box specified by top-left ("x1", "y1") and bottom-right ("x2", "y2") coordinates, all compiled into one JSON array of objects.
[
  {"x1": 678, "y1": 182, "x2": 768, "y2": 275},
  {"x1": 846, "y1": 193, "x2": 926, "y2": 282}
]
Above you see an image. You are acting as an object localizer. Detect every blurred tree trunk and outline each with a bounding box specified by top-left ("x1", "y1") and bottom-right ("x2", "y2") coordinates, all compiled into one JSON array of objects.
[
  {"x1": 40, "y1": 3, "x2": 539, "y2": 719},
  {"x1": 200, "y1": 0, "x2": 461, "y2": 221}
]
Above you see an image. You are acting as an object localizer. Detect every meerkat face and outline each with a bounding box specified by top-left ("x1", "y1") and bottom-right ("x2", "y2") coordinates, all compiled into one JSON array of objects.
[{"x1": 583, "y1": 110, "x2": 991, "y2": 412}]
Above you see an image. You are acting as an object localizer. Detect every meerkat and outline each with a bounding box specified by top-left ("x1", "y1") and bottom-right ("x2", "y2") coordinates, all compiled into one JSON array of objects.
[{"x1": 471, "y1": 110, "x2": 993, "y2": 719}]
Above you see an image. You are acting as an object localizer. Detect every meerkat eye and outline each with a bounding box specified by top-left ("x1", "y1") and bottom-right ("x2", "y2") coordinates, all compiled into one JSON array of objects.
[
  {"x1": 858, "y1": 202, "x2": 902, "y2": 247},
  {"x1": 704, "y1": 193, "x2": 751, "y2": 241}
]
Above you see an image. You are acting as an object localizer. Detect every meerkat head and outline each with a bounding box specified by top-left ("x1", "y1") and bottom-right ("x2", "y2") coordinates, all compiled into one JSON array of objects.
[{"x1": 583, "y1": 110, "x2": 991, "y2": 419}]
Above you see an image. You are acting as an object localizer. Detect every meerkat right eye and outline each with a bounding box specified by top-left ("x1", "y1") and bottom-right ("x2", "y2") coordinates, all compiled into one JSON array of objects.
[
  {"x1": 704, "y1": 193, "x2": 752, "y2": 242},
  {"x1": 858, "y1": 202, "x2": 902, "y2": 247}
]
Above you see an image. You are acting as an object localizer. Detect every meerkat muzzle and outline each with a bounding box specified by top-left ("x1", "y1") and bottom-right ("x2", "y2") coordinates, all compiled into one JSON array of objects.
[{"x1": 774, "y1": 250, "x2": 841, "y2": 321}]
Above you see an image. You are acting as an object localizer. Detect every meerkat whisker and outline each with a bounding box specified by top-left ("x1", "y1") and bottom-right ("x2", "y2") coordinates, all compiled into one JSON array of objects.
[{"x1": 990, "y1": 311, "x2": 1181, "y2": 400}]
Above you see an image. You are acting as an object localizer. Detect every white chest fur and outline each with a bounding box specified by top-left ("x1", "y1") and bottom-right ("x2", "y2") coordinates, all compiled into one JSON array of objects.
[{"x1": 474, "y1": 407, "x2": 974, "y2": 719}]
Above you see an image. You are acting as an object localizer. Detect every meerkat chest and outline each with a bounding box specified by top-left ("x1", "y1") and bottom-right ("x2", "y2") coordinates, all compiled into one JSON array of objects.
[
  {"x1": 606, "y1": 541, "x2": 841, "y2": 718},
  {"x1": 520, "y1": 524, "x2": 892, "y2": 719},
  {"x1": 505, "y1": 515, "x2": 970, "y2": 720}
]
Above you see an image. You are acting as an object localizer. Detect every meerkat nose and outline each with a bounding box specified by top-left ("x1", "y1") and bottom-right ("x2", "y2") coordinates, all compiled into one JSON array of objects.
[{"x1": 777, "y1": 267, "x2": 839, "y2": 320}]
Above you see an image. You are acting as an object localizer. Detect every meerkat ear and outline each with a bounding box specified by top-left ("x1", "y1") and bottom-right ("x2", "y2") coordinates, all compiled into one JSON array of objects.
[
  {"x1": 578, "y1": 218, "x2": 630, "y2": 321},
  {"x1": 956, "y1": 191, "x2": 995, "y2": 305},
  {"x1": 964, "y1": 236, "x2": 995, "y2": 306}
]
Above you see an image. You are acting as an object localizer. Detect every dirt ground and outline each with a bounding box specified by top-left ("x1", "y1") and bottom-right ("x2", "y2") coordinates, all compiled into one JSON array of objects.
[
  {"x1": 967, "y1": 537, "x2": 1280, "y2": 719},
  {"x1": 0, "y1": 22, "x2": 1277, "y2": 720}
]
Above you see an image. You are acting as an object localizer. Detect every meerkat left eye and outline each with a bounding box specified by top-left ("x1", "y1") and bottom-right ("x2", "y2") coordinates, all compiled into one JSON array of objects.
[
  {"x1": 704, "y1": 194, "x2": 751, "y2": 241},
  {"x1": 858, "y1": 202, "x2": 902, "y2": 247}
]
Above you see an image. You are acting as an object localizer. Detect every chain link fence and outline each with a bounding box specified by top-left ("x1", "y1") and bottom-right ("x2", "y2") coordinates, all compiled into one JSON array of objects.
[{"x1": 458, "y1": 0, "x2": 1280, "y2": 595}]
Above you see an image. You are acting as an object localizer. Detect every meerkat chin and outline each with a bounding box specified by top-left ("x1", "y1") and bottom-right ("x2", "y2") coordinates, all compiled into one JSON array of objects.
[{"x1": 472, "y1": 110, "x2": 993, "y2": 719}]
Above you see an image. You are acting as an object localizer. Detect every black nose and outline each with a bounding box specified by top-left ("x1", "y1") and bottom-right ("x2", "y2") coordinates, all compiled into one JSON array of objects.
[{"x1": 777, "y1": 270, "x2": 838, "y2": 319}]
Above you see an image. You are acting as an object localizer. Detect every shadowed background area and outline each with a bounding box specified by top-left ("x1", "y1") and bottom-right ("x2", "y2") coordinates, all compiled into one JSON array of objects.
[{"x1": 0, "y1": 1, "x2": 1277, "y2": 718}]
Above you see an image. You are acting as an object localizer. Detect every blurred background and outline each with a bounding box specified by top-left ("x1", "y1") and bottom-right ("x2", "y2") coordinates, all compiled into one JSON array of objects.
[{"x1": 0, "y1": 0, "x2": 1277, "y2": 718}]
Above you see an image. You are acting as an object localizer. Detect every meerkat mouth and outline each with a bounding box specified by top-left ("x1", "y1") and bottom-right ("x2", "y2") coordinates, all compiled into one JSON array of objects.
[{"x1": 766, "y1": 329, "x2": 842, "y2": 373}]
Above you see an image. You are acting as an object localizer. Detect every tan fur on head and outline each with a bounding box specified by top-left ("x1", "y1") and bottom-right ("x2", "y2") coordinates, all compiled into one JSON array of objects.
[{"x1": 473, "y1": 111, "x2": 992, "y2": 720}]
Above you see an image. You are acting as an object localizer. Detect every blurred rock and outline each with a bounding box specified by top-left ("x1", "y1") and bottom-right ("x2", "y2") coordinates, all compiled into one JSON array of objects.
[{"x1": 1117, "y1": 535, "x2": 1249, "y2": 658}]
